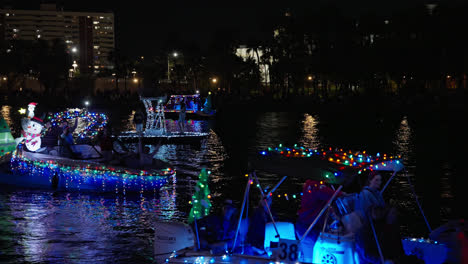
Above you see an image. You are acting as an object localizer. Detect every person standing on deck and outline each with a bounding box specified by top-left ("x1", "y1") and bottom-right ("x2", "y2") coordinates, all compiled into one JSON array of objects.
[{"x1": 178, "y1": 101, "x2": 186, "y2": 133}]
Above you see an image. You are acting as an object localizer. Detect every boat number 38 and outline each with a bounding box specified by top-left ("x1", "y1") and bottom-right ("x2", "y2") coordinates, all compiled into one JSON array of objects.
[{"x1": 275, "y1": 239, "x2": 299, "y2": 262}]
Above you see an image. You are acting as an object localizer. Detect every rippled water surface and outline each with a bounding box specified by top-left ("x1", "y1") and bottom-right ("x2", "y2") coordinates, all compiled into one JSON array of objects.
[{"x1": 0, "y1": 105, "x2": 464, "y2": 263}]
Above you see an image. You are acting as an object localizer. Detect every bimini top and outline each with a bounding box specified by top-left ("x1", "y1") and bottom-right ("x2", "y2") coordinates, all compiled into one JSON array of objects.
[{"x1": 251, "y1": 145, "x2": 405, "y2": 185}]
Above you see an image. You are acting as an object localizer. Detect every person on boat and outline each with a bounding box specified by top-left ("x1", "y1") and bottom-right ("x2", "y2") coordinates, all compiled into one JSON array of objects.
[
  {"x1": 295, "y1": 180, "x2": 344, "y2": 262},
  {"x1": 97, "y1": 126, "x2": 114, "y2": 162},
  {"x1": 133, "y1": 107, "x2": 145, "y2": 134},
  {"x1": 246, "y1": 195, "x2": 278, "y2": 255},
  {"x1": 178, "y1": 101, "x2": 187, "y2": 133},
  {"x1": 59, "y1": 125, "x2": 79, "y2": 158},
  {"x1": 41, "y1": 120, "x2": 62, "y2": 155},
  {"x1": 355, "y1": 171, "x2": 406, "y2": 264},
  {"x1": 60, "y1": 117, "x2": 79, "y2": 134},
  {"x1": 195, "y1": 199, "x2": 239, "y2": 252}
]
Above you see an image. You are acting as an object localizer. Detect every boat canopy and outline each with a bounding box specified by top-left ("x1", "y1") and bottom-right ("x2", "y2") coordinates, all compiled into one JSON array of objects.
[
  {"x1": 250, "y1": 145, "x2": 405, "y2": 186},
  {"x1": 165, "y1": 94, "x2": 201, "y2": 113}
]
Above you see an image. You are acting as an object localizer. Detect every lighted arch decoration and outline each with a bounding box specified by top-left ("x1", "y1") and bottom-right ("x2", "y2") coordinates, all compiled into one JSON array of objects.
[{"x1": 49, "y1": 109, "x2": 108, "y2": 140}]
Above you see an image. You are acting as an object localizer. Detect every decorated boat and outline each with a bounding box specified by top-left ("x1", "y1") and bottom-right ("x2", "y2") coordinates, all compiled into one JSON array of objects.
[
  {"x1": 164, "y1": 94, "x2": 216, "y2": 119},
  {"x1": 154, "y1": 145, "x2": 453, "y2": 264},
  {"x1": 6, "y1": 144, "x2": 175, "y2": 194},
  {"x1": 0, "y1": 103, "x2": 176, "y2": 194},
  {"x1": 117, "y1": 96, "x2": 210, "y2": 144}
]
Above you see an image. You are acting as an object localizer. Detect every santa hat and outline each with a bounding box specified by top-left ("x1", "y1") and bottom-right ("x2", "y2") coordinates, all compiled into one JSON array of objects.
[
  {"x1": 30, "y1": 116, "x2": 44, "y2": 126},
  {"x1": 28, "y1": 102, "x2": 38, "y2": 107}
]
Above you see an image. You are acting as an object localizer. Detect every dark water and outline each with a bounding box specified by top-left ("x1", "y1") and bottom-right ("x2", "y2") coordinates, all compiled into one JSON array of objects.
[{"x1": 0, "y1": 104, "x2": 465, "y2": 263}]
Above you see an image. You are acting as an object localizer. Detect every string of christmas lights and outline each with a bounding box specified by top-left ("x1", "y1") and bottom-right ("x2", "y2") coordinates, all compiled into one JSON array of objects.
[
  {"x1": 48, "y1": 109, "x2": 108, "y2": 139},
  {"x1": 10, "y1": 149, "x2": 175, "y2": 193},
  {"x1": 260, "y1": 144, "x2": 402, "y2": 175}
]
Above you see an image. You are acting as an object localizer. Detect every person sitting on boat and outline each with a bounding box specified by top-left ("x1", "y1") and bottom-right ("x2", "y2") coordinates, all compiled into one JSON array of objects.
[
  {"x1": 41, "y1": 120, "x2": 62, "y2": 155},
  {"x1": 295, "y1": 180, "x2": 344, "y2": 262},
  {"x1": 60, "y1": 117, "x2": 79, "y2": 134},
  {"x1": 59, "y1": 125, "x2": 79, "y2": 158},
  {"x1": 195, "y1": 199, "x2": 240, "y2": 252},
  {"x1": 355, "y1": 171, "x2": 406, "y2": 264},
  {"x1": 246, "y1": 195, "x2": 278, "y2": 255},
  {"x1": 97, "y1": 126, "x2": 114, "y2": 162}
]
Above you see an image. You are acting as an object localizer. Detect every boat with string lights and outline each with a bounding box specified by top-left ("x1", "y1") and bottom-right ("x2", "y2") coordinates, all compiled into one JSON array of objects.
[
  {"x1": 117, "y1": 96, "x2": 210, "y2": 145},
  {"x1": 164, "y1": 94, "x2": 216, "y2": 120},
  {"x1": 6, "y1": 145, "x2": 175, "y2": 194},
  {"x1": 0, "y1": 105, "x2": 176, "y2": 194},
  {"x1": 155, "y1": 145, "x2": 453, "y2": 264}
]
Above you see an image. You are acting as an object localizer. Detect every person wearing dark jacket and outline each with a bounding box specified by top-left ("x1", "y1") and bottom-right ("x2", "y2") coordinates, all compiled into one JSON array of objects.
[{"x1": 41, "y1": 121, "x2": 62, "y2": 154}]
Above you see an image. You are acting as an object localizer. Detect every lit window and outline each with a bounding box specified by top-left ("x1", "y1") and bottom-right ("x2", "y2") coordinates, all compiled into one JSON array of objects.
[
  {"x1": 13, "y1": 28, "x2": 18, "y2": 32},
  {"x1": 6, "y1": 13, "x2": 9, "y2": 16},
  {"x1": 93, "y1": 21, "x2": 99, "y2": 24},
  {"x1": 37, "y1": 35, "x2": 41, "y2": 38},
  {"x1": 94, "y1": 45, "x2": 99, "y2": 49}
]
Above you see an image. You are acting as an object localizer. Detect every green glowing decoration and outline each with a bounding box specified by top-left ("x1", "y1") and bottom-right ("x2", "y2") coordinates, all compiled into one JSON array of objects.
[
  {"x1": 0, "y1": 117, "x2": 16, "y2": 157},
  {"x1": 188, "y1": 168, "x2": 212, "y2": 224}
]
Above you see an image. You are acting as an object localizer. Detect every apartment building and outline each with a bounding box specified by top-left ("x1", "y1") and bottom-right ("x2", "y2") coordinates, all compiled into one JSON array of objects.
[{"x1": 0, "y1": 4, "x2": 114, "y2": 74}]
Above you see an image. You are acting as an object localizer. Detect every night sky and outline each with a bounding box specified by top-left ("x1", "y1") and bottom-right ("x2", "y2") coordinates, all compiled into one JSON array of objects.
[{"x1": 1, "y1": 0, "x2": 463, "y2": 57}]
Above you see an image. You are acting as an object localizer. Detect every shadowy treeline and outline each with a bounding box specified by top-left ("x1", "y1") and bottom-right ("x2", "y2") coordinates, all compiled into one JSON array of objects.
[{"x1": 1, "y1": 2, "x2": 467, "y2": 111}]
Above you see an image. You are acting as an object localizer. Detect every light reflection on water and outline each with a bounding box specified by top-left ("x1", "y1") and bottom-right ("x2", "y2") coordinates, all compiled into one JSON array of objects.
[{"x1": 0, "y1": 107, "x2": 458, "y2": 263}]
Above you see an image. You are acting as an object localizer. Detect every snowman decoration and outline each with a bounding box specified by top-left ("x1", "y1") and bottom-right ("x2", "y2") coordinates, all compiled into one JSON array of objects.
[
  {"x1": 27, "y1": 102, "x2": 37, "y2": 118},
  {"x1": 15, "y1": 102, "x2": 44, "y2": 152},
  {"x1": 22, "y1": 117, "x2": 44, "y2": 152}
]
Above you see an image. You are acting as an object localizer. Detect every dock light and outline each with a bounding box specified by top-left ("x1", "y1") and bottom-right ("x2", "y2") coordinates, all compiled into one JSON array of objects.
[{"x1": 196, "y1": 90, "x2": 199, "y2": 94}]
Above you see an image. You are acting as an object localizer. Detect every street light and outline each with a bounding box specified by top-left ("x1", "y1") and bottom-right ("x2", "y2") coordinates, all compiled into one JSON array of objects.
[
  {"x1": 212, "y1": 78, "x2": 217, "y2": 84},
  {"x1": 168, "y1": 51, "x2": 179, "y2": 81}
]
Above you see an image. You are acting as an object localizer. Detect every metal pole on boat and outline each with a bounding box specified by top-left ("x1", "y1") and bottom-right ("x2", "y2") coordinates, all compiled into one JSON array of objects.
[
  {"x1": 252, "y1": 171, "x2": 280, "y2": 238},
  {"x1": 230, "y1": 173, "x2": 252, "y2": 253},
  {"x1": 381, "y1": 170, "x2": 398, "y2": 194},
  {"x1": 369, "y1": 214, "x2": 385, "y2": 264},
  {"x1": 268, "y1": 176, "x2": 287, "y2": 196},
  {"x1": 299, "y1": 185, "x2": 343, "y2": 243},
  {"x1": 405, "y1": 170, "x2": 432, "y2": 233}
]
